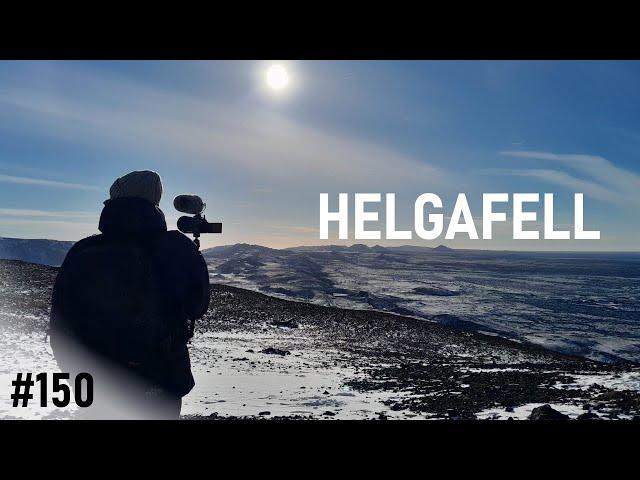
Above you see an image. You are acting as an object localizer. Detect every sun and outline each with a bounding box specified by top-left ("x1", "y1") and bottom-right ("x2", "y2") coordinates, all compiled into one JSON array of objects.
[{"x1": 265, "y1": 64, "x2": 289, "y2": 91}]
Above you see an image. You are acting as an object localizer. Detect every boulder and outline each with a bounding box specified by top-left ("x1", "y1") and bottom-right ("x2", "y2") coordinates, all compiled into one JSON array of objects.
[
  {"x1": 529, "y1": 404, "x2": 569, "y2": 420},
  {"x1": 577, "y1": 412, "x2": 600, "y2": 421},
  {"x1": 260, "y1": 347, "x2": 291, "y2": 356}
]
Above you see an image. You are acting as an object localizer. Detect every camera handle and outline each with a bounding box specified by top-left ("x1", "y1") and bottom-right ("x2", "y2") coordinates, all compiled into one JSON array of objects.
[{"x1": 192, "y1": 213, "x2": 203, "y2": 250}]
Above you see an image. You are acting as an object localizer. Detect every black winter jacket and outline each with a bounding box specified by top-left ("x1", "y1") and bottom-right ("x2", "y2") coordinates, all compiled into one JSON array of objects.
[{"x1": 50, "y1": 197, "x2": 210, "y2": 396}]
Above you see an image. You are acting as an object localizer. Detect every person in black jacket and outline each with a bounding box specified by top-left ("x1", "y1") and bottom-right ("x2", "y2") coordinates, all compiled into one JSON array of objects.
[{"x1": 49, "y1": 170, "x2": 210, "y2": 419}]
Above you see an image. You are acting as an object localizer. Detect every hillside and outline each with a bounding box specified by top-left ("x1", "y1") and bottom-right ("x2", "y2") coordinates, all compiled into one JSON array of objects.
[
  {"x1": 0, "y1": 237, "x2": 74, "y2": 266},
  {"x1": 1, "y1": 259, "x2": 639, "y2": 420}
]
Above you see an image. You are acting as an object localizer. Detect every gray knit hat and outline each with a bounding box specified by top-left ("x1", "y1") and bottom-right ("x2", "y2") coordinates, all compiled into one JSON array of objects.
[{"x1": 109, "y1": 170, "x2": 163, "y2": 206}]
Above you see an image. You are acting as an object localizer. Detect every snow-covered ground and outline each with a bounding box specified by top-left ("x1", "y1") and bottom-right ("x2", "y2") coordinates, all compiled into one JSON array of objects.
[
  {"x1": 205, "y1": 246, "x2": 640, "y2": 363},
  {"x1": 2, "y1": 258, "x2": 640, "y2": 421},
  {"x1": 0, "y1": 324, "x2": 410, "y2": 420},
  {"x1": 183, "y1": 332, "x2": 408, "y2": 419}
]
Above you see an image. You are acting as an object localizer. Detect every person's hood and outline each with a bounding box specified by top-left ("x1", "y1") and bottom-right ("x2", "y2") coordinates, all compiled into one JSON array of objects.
[{"x1": 98, "y1": 197, "x2": 167, "y2": 237}]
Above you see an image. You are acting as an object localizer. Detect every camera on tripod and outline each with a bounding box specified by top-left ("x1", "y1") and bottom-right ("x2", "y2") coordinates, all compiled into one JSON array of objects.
[{"x1": 174, "y1": 195, "x2": 222, "y2": 249}]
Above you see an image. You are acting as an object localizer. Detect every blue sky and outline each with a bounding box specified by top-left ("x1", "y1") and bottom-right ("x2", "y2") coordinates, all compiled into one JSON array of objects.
[{"x1": 0, "y1": 60, "x2": 638, "y2": 250}]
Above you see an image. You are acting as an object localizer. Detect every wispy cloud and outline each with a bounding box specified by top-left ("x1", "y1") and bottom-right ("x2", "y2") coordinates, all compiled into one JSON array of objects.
[
  {"x1": 0, "y1": 218, "x2": 97, "y2": 241},
  {"x1": 0, "y1": 208, "x2": 98, "y2": 241},
  {"x1": 269, "y1": 225, "x2": 319, "y2": 234},
  {"x1": 0, "y1": 174, "x2": 100, "y2": 191},
  {"x1": 500, "y1": 150, "x2": 640, "y2": 191},
  {"x1": 486, "y1": 150, "x2": 640, "y2": 207},
  {"x1": 0, "y1": 208, "x2": 96, "y2": 218},
  {"x1": 481, "y1": 168, "x2": 626, "y2": 205}
]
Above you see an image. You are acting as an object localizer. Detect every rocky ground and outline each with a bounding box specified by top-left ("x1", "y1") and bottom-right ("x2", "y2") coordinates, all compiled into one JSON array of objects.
[
  {"x1": 1, "y1": 259, "x2": 640, "y2": 420},
  {"x1": 189, "y1": 284, "x2": 640, "y2": 420}
]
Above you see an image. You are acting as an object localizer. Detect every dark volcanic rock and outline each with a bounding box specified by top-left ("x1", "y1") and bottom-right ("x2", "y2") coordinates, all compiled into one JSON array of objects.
[
  {"x1": 414, "y1": 286, "x2": 460, "y2": 297},
  {"x1": 431, "y1": 314, "x2": 490, "y2": 333},
  {"x1": 577, "y1": 412, "x2": 600, "y2": 421},
  {"x1": 271, "y1": 319, "x2": 299, "y2": 329},
  {"x1": 260, "y1": 347, "x2": 291, "y2": 356},
  {"x1": 529, "y1": 404, "x2": 569, "y2": 420}
]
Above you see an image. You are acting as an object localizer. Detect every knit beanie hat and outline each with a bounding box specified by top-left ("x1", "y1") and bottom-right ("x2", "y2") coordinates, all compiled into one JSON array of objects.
[{"x1": 109, "y1": 170, "x2": 163, "y2": 206}]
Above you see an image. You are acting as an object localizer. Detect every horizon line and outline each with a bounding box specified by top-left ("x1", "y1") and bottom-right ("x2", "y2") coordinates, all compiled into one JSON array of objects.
[{"x1": 2, "y1": 235, "x2": 639, "y2": 254}]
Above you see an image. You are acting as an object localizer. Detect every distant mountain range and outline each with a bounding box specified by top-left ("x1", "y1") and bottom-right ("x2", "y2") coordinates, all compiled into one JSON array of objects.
[
  {"x1": 208, "y1": 242, "x2": 455, "y2": 254},
  {"x1": 293, "y1": 243, "x2": 455, "y2": 252},
  {"x1": 0, "y1": 237, "x2": 74, "y2": 267},
  {"x1": 0, "y1": 237, "x2": 459, "y2": 268},
  {"x1": 201, "y1": 242, "x2": 465, "y2": 311},
  {"x1": 4, "y1": 237, "x2": 637, "y2": 271}
]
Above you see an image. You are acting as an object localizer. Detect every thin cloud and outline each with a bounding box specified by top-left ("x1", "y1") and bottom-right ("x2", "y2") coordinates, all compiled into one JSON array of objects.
[
  {"x1": 500, "y1": 150, "x2": 640, "y2": 190},
  {"x1": 269, "y1": 225, "x2": 319, "y2": 234},
  {"x1": 0, "y1": 174, "x2": 100, "y2": 191},
  {"x1": 490, "y1": 150, "x2": 640, "y2": 207},
  {"x1": 481, "y1": 168, "x2": 625, "y2": 205},
  {"x1": 0, "y1": 208, "x2": 96, "y2": 219},
  {"x1": 0, "y1": 218, "x2": 97, "y2": 241}
]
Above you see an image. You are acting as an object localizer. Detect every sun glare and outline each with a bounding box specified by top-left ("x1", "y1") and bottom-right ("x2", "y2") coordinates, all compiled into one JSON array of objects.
[{"x1": 265, "y1": 64, "x2": 289, "y2": 91}]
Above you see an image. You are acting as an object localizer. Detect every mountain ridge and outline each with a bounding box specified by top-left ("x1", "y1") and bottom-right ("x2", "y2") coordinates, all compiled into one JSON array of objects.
[{"x1": 0, "y1": 237, "x2": 75, "y2": 267}]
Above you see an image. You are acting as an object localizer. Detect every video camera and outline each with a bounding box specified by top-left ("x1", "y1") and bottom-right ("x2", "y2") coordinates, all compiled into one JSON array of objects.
[{"x1": 174, "y1": 195, "x2": 222, "y2": 249}]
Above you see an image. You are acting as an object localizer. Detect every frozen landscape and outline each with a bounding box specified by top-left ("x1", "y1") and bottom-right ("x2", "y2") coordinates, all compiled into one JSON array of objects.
[
  {"x1": 1, "y1": 251, "x2": 640, "y2": 420},
  {"x1": 204, "y1": 244, "x2": 640, "y2": 363}
]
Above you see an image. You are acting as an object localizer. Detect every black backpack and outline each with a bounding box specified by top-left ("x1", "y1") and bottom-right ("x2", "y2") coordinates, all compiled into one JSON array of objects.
[{"x1": 55, "y1": 235, "x2": 173, "y2": 365}]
